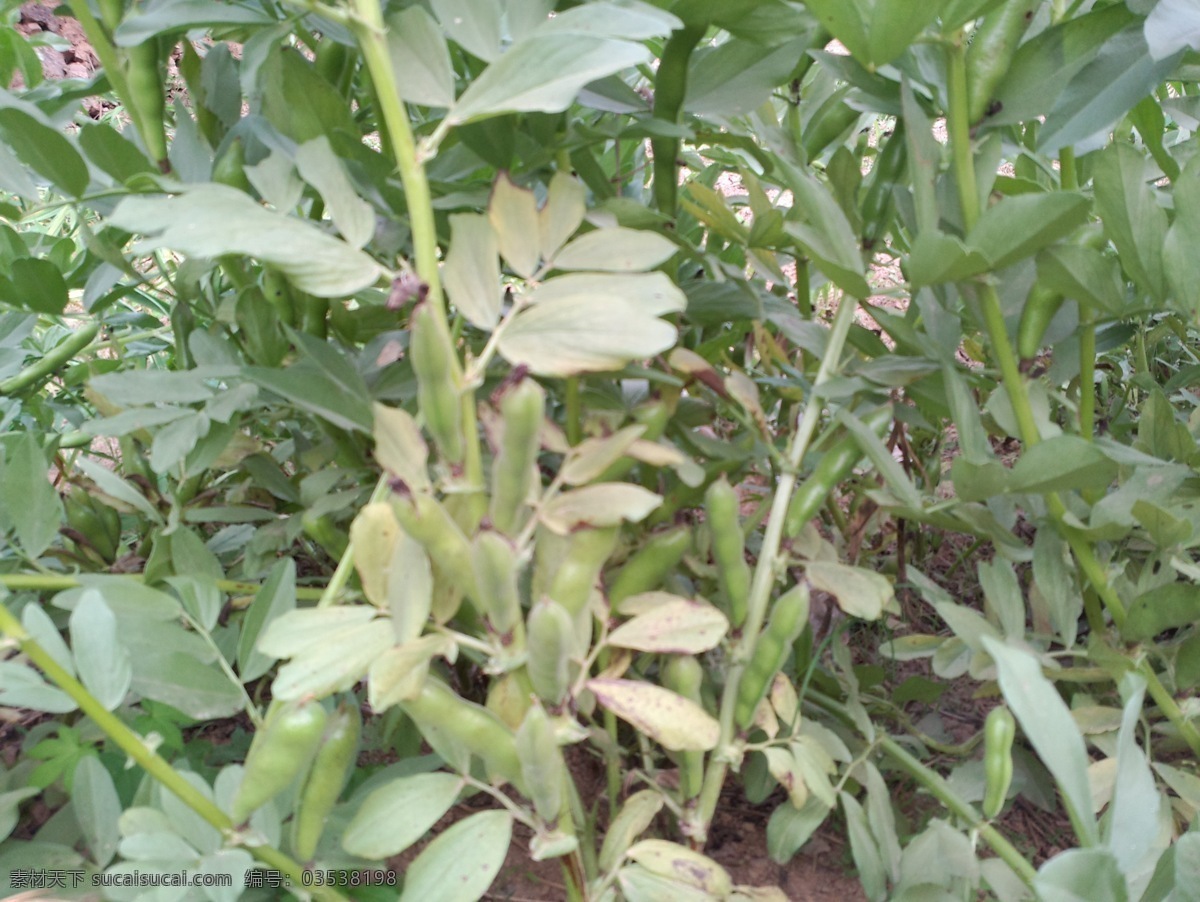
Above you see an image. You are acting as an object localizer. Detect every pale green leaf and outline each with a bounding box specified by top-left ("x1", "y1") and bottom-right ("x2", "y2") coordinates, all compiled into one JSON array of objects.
[
  {"x1": 599, "y1": 790, "x2": 664, "y2": 872},
  {"x1": 236, "y1": 558, "x2": 296, "y2": 683},
  {"x1": 539, "y1": 483, "x2": 661, "y2": 535},
  {"x1": 552, "y1": 228, "x2": 676, "y2": 272},
  {"x1": 400, "y1": 810, "x2": 512, "y2": 902},
  {"x1": 0, "y1": 662, "x2": 77, "y2": 712},
  {"x1": 373, "y1": 403, "x2": 431, "y2": 492},
  {"x1": 2, "y1": 432, "x2": 64, "y2": 557},
  {"x1": 431, "y1": 0, "x2": 502, "y2": 61},
  {"x1": 443, "y1": 213, "x2": 502, "y2": 329},
  {"x1": 294, "y1": 136, "x2": 375, "y2": 250},
  {"x1": 489, "y1": 174, "x2": 541, "y2": 279},
  {"x1": 806, "y1": 561, "x2": 892, "y2": 620},
  {"x1": 342, "y1": 772, "x2": 463, "y2": 858},
  {"x1": 109, "y1": 185, "x2": 383, "y2": 298},
  {"x1": 449, "y1": 34, "x2": 650, "y2": 123},
  {"x1": 388, "y1": 6, "x2": 456, "y2": 107},
  {"x1": 368, "y1": 635, "x2": 452, "y2": 712},
  {"x1": 70, "y1": 589, "x2": 132, "y2": 711},
  {"x1": 73, "y1": 756, "x2": 122, "y2": 868}
]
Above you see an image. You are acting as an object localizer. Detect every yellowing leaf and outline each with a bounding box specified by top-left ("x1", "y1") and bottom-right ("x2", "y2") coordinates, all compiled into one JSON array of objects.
[
  {"x1": 373, "y1": 403, "x2": 430, "y2": 491},
  {"x1": 626, "y1": 839, "x2": 732, "y2": 896},
  {"x1": 561, "y1": 425, "x2": 646, "y2": 485},
  {"x1": 539, "y1": 171, "x2": 586, "y2": 259},
  {"x1": 489, "y1": 174, "x2": 541, "y2": 278},
  {"x1": 349, "y1": 503, "x2": 401, "y2": 605},
  {"x1": 539, "y1": 483, "x2": 661, "y2": 535},
  {"x1": 806, "y1": 561, "x2": 894, "y2": 621},
  {"x1": 368, "y1": 634, "x2": 453, "y2": 712},
  {"x1": 607, "y1": 598, "x2": 728, "y2": 654},
  {"x1": 587, "y1": 678, "x2": 719, "y2": 751}
]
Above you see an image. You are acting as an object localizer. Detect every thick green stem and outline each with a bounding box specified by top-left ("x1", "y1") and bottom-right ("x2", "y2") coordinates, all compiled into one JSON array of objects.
[
  {"x1": 651, "y1": 26, "x2": 705, "y2": 214},
  {"x1": 0, "y1": 603, "x2": 347, "y2": 901},
  {"x1": 696, "y1": 294, "x2": 859, "y2": 833},
  {"x1": 0, "y1": 323, "x2": 100, "y2": 395}
]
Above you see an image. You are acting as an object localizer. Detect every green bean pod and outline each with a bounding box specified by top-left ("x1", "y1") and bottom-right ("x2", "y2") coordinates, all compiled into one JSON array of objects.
[
  {"x1": 965, "y1": 0, "x2": 1039, "y2": 124},
  {"x1": 547, "y1": 526, "x2": 619, "y2": 616},
  {"x1": 291, "y1": 702, "x2": 361, "y2": 861},
  {"x1": 982, "y1": 706, "x2": 1016, "y2": 818},
  {"x1": 232, "y1": 698, "x2": 328, "y2": 822},
  {"x1": 124, "y1": 39, "x2": 168, "y2": 171},
  {"x1": 784, "y1": 406, "x2": 892, "y2": 538},
  {"x1": 705, "y1": 477, "x2": 750, "y2": 629},
  {"x1": 1016, "y1": 283, "x2": 1066, "y2": 360},
  {"x1": 515, "y1": 702, "x2": 565, "y2": 822},
  {"x1": 526, "y1": 599, "x2": 575, "y2": 707},
  {"x1": 860, "y1": 122, "x2": 907, "y2": 249},
  {"x1": 471, "y1": 530, "x2": 526, "y2": 650},
  {"x1": 0, "y1": 323, "x2": 101, "y2": 396},
  {"x1": 490, "y1": 378, "x2": 545, "y2": 536},
  {"x1": 391, "y1": 490, "x2": 479, "y2": 605},
  {"x1": 735, "y1": 584, "x2": 810, "y2": 731},
  {"x1": 401, "y1": 677, "x2": 524, "y2": 790},
  {"x1": 260, "y1": 268, "x2": 297, "y2": 329},
  {"x1": 663, "y1": 656, "x2": 705, "y2": 800},
  {"x1": 410, "y1": 302, "x2": 464, "y2": 465},
  {"x1": 607, "y1": 526, "x2": 691, "y2": 605}
]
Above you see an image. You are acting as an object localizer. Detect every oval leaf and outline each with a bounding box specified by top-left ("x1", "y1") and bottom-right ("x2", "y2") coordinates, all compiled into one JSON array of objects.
[
  {"x1": 540, "y1": 483, "x2": 661, "y2": 535},
  {"x1": 607, "y1": 598, "x2": 728, "y2": 654},
  {"x1": 342, "y1": 772, "x2": 463, "y2": 859},
  {"x1": 399, "y1": 809, "x2": 513, "y2": 902},
  {"x1": 552, "y1": 227, "x2": 676, "y2": 272},
  {"x1": 587, "y1": 678, "x2": 719, "y2": 751}
]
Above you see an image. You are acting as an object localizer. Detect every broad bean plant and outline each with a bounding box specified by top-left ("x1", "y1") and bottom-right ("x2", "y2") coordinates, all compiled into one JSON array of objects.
[{"x1": 1, "y1": 0, "x2": 1199, "y2": 900}]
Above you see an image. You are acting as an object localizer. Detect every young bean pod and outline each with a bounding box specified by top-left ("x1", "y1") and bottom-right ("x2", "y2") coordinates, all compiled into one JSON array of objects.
[
  {"x1": 982, "y1": 706, "x2": 1016, "y2": 818},
  {"x1": 410, "y1": 302, "x2": 464, "y2": 465},
  {"x1": 965, "y1": 0, "x2": 1038, "y2": 125},
  {"x1": 547, "y1": 526, "x2": 619, "y2": 616},
  {"x1": 607, "y1": 526, "x2": 690, "y2": 605},
  {"x1": 489, "y1": 377, "x2": 544, "y2": 536},
  {"x1": 705, "y1": 477, "x2": 750, "y2": 629},
  {"x1": 1016, "y1": 283, "x2": 1066, "y2": 360},
  {"x1": 232, "y1": 698, "x2": 328, "y2": 822},
  {"x1": 525, "y1": 599, "x2": 575, "y2": 707},
  {"x1": 291, "y1": 702, "x2": 361, "y2": 861},
  {"x1": 471, "y1": 530, "x2": 526, "y2": 654},
  {"x1": 515, "y1": 702, "x2": 565, "y2": 823},
  {"x1": 663, "y1": 656, "x2": 706, "y2": 800},
  {"x1": 401, "y1": 677, "x2": 525, "y2": 790},
  {"x1": 735, "y1": 584, "x2": 810, "y2": 731},
  {"x1": 391, "y1": 490, "x2": 479, "y2": 605}
]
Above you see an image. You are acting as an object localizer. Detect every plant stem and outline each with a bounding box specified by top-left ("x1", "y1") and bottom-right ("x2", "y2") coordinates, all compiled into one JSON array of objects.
[
  {"x1": 1078, "y1": 307, "x2": 1096, "y2": 439},
  {"x1": 0, "y1": 603, "x2": 348, "y2": 901},
  {"x1": 0, "y1": 323, "x2": 101, "y2": 395},
  {"x1": 806, "y1": 689, "x2": 1038, "y2": 887},
  {"x1": 0, "y1": 573, "x2": 326, "y2": 602},
  {"x1": 695, "y1": 292, "x2": 859, "y2": 834}
]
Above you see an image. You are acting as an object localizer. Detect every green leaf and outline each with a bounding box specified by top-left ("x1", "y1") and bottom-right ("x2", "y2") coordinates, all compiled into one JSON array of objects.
[
  {"x1": 114, "y1": 0, "x2": 273, "y2": 44},
  {"x1": 1033, "y1": 528, "x2": 1079, "y2": 647},
  {"x1": 109, "y1": 185, "x2": 383, "y2": 298},
  {"x1": 0, "y1": 258, "x2": 68, "y2": 315},
  {"x1": 842, "y1": 792, "x2": 888, "y2": 901},
  {"x1": 865, "y1": 0, "x2": 941, "y2": 67},
  {"x1": 685, "y1": 37, "x2": 808, "y2": 116},
  {"x1": 780, "y1": 162, "x2": 869, "y2": 297},
  {"x1": 0, "y1": 662, "x2": 77, "y2": 713},
  {"x1": 431, "y1": 0, "x2": 502, "y2": 62},
  {"x1": 0, "y1": 108, "x2": 89, "y2": 197},
  {"x1": 449, "y1": 34, "x2": 650, "y2": 124},
  {"x1": 248, "y1": 332, "x2": 374, "y2": 433},
  {"x1": 1037, "y1": 245, "x2": 1127, "y2": 316},
  {"x1": 1009, "y1": 435, "x2": 1118, "y2": 495},
  {"x1": 1124, "y1": 583, "x2": 1200, "y2": 642},
  {"x1": 1037, "y1": 27, "x2": 1183, "y2": 153},
  {"x1": 399, "y1": 810, "x2": 512, "y2": 902},
  {"x1": 1144, "y1": 0, "x2": 1200, "y2": 60},
  {"x1": 1107, "y1": 675, "x2": 1166, "y2": 878},
  {"x1": 983, "y1": 638, "x2": 1099, "y2": 846},
  {"x1": 966, "y1": 193, "x2": 1091, "y2": 272},
  {"x1": 372, "y1": 404, "x2": 431, "y2": 492},
  {"x1": 2, "y1": 432, "x2": 64, "y2": 556},
  {"x1": 443, "y1": 213, "x2": 502, "y2": 329},
  {"x1": 294, "y1": 136, "x2": 375, "y2": 250},
  {"x1": 803, "y1": 0, "x2": 870, "y2": 62},
  {"x1": 72, "y1": 756, "x2": 121, "y2": 868},
  {"x1": 129, "y1": 649, "x2": 243, "y2": 720},
  {"x1": 599, "y1": 790, "x2": 664, "y2": 872},
  {"x1": 1164, "y1": 154, "x2": 1200, "y2": 319},
  {"x1": 78, "y1": 122, "x2": 157, "y2": 185},
  {"x1": 387, "y1": 6, "x2": 456, "y2": 107},
  {"x1": 1035, "y1": 848, "x2": 1128, "y2": 902},
  {"x1": 22, "y1": 605, "x2": 75, "y2": 678},
  {"x1": 342, "y1": 772, "x2": 463, "y2": 859},
  {"x1": 236, "y1": 558, "x2": 296, "y2": 683},
  {"x1": 587, "y1": 678, "x2": 720, "y2": 751},
  {"x1": 69, "y1": 590, "x2": 132, "y2": 711}
]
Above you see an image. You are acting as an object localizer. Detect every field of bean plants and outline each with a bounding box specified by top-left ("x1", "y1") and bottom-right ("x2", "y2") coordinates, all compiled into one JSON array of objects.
[{"x1": 1, "y1": 1, "x2": 1200, "y2": 899}]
